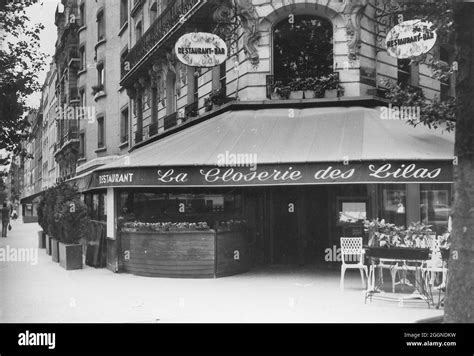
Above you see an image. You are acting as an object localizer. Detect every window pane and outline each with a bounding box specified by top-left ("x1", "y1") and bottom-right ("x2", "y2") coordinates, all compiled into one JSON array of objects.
[
  {"x1": 380, "y1": 185, "x2": 406, "y2": 227},
  {"x1": 420, "y1": 184, "x2": 451, "y2": 234}
]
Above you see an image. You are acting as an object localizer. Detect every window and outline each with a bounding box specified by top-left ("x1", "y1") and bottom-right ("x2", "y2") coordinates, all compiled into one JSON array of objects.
[
  {"x1": 166, "y1": 71, "x2": 176, "y2": 115},
  {"x1": 135, "y1": 21, "x2": 143, "y2": 43},
  {"x1": 97, "y1": 62, "x2": 105, "y2": 87},
  {"x1": 397, "y1": 59, "x2": 411, "y2": 88},
  {"x1": 273, "y1": 15, "x2": 333, "y2": 83},
  {"x1": 120, "y1": 0, "x2": 128, "y2": 27},
  {"x1": 97, "y1": 10, "x2": 105, "y2": 41},
  {"x1": 151, "y1": 86, "x2": 158, "y2": 123},
  {"x1": 97, "y1": 116, "x2": 105, "y2": 148},
  {"x1": 219, "y1": 62, "x2": 226, "y2": 95},
  {"x1": 117, "y1": 191, "x2": 243, "y2": 223},
  {"x1": 79, "y1": 132, "x2": 85, "y2": 158},
  {"x1": 420, "y1": 184, "x2": 452, "y2": 234},
  {"x1": 120, "y1": 107, "x2": 129, "y2": 143},
  {"x1": 188, "y1": 68, "x2": 199, "y2": 104},
  {"x1": 120, "y1": 48, "x2": 129, "y2": 77},
  {"x1": 79, "y1": 46, "x2": 85, "y2": 70},
  {"x1": 79, "y1": 2, "x2": 85, "y2": 27},
  {"x1": 379, "y1": 185, "x2": 406, "y2": 227},
  {"x1": 79, "y1": 89, "x2": 86, "y2": 120},
  {"x1": 150, "y1": 1, "x2": 157, "y2": 23},
  {"x1": 135, "y1": 95, "x2": 143, "y2": 142}
]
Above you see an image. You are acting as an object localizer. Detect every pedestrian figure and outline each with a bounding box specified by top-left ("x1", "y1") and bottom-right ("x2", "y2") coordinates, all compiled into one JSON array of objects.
[
  {"x1": 11, "y1": 208, "x2": 18, "y2": 220},
  {"x1": 1, "y1": 202, "x2": 10, "y2": 237}
]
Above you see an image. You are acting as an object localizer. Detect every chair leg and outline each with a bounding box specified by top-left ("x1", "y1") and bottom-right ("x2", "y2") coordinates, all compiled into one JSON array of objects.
[
  {"x1": 340, "y1": 266, "x2": 346, "y2": 291},
  {"x1": 359, "y1": 268, "x2": 365, "y2": 288}
]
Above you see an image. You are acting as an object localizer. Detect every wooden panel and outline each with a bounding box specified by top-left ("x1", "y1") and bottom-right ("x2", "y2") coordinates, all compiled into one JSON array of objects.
[
  {"x1": 120, "y1": 231, "x2": 216, "y2": 278},
  {"x1": 216, "y1": 230, "x2": 250, "y2": 277}
]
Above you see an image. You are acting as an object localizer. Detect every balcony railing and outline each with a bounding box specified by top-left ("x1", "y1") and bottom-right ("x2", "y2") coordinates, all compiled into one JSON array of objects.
[
  {"x1": 149, "y1": 121, "x2": 158, "y2": 137},
  {"x1": 184, "y1": 101, "x2": 198, "y2": 118},
  {"x1": 123, "y1": 0, "x2": 201, "y2": 78},
  {"x1": 163, "y1": 112, "x2": 178, "y2": 131},
  {"x1": 135, "y1": 131, "x2": 143, "y2": 144}
]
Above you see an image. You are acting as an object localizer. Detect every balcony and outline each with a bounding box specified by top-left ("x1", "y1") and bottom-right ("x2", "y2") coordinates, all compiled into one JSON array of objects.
[
  {"x1": 163, "y1": 112, "x2": 178, "y2": 131},
  {"x1": 54, "y1": 126, "x2": 80, "y2": 157},
  {"x1": 184, "y1": 101, "x2": 198, "y2": 118},
  {"x1": 149, "y1": 121, "x2": 158, "y2": 137},
  {"x1": 135, "y1": 131, "x2": 143, "y2": 144},
  {"x1": 122, "y1": 0, "x2": 202, "y2": 80}
]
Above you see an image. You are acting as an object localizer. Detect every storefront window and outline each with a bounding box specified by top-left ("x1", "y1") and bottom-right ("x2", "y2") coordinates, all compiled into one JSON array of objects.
[
  {"x1": 83, "y1": 192, "x2": 107, "y2": 222},
  {"x1": 117, "y1": 190, "x2": 243, "y2": 225},
  {"x1": 420, "y1": 184, "x2": 451, "y2": 234},
  {"x1": 379, "y1": 185, "x2": 406, "y2": 227}
]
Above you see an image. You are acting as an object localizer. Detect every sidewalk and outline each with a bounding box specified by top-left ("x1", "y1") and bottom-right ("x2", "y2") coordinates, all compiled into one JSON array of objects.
[{"x1": 0, "y1": 219, "x2": 444, "y2": 323}]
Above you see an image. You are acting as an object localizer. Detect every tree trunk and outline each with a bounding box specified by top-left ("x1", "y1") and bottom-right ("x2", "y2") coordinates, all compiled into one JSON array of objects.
[{"x1": 444, "y1": 1, "x2": 474, "y2": 323}]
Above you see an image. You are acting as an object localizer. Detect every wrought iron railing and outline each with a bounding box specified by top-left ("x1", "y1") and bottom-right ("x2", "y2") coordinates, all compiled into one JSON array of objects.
[
  {"x1": 123, "y1": 0, "x2": 201, "y2": 78},
  {"x1": 185, "y1": 101, "x2": 198, "y2": 118},
  {"x1": 163, "y1": 112, "x2": 178, "y2": 131},
  {"x1": 149, "y1": 121, "x2": 158, "y2": 137},
  {"x1": 135, "y1": 130, "x2": 143, "y2": 144}
]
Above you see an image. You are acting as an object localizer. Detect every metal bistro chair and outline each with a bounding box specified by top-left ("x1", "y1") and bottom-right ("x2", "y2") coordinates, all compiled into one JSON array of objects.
[{"x1": 340, "y1": 237, "x2": 368, "y2": 291}]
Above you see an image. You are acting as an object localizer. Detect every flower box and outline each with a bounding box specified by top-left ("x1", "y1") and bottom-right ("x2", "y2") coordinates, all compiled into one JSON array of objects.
[
  {"x1": 38, "y1": 230, "x2": 46, "y2": 249},
  {"x1": 365, "y1": 246, "x2": 430, "y2": 260},
  {"x1": 51, "y1": 237, "x2": 60, "y2": 263},
  {"x1": 304, "y1": 90, "x2": 315, "y2": 99},
  {"x1": 289, "y1": 90, "x2": 304, "y2": 100},
  {"x1": 59, "y1": 242, "x2": 83, "y2": 270}
]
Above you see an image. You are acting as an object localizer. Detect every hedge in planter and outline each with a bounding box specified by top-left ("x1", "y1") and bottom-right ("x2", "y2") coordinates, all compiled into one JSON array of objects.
[{"x1": 57, "y1": 195, "x2": 90, "y2": 270}]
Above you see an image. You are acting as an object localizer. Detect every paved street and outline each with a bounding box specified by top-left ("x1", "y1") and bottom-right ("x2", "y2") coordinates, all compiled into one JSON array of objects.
[{"x1": 0, "y1": 220, "x2": 444, "y2": 323}]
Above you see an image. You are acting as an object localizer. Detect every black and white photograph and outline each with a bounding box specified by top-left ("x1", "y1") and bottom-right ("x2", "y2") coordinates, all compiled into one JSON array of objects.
[{"x1": 0, "y1": 0, "x2": 473, "y2": 353}]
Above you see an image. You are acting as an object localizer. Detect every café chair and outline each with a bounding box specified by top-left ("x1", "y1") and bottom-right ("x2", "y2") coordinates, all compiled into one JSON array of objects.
[{"x1": 340, "y1": 237, "x2": 368, "y2": 291}]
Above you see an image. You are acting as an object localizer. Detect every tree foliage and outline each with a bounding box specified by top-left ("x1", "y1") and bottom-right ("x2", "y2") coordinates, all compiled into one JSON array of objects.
[{"x1": 0, "y1": 0, "x2": 46, "y2": 156}]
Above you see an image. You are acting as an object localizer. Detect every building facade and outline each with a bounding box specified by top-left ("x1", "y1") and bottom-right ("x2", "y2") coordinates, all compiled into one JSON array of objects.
[{"x1": 21, "y1": 0, "x2": 455, "y2": 275}]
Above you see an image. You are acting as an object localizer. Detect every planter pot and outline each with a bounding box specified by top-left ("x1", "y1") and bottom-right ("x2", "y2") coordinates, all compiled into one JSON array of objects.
[
  {"x1": 270, "y1": 92, "x2": 281, "y2": 100},
  {"x1": 51, "y1": 238, "x2": 60, "y2": 263},
  {"x1": 38, "y1": 231, "x2": 46, "y2": 249},
  {"x1": 289, "y1": 90, "x2": 304, "y2": 100},
  {"x1": 45, "y1": 235, "x2": 52, "y2": 255},
  {"x1": 324, "y1": 89, "x2": 339, "y2": 98},
  {"x1": 304, "y1": 90, "x2": 316, "y2": 99},
  {"x1": 59, "y1": 242, "x2": 83, "y2": 270},
  {"x1": 366, "y1": 247, "x2": 430, "y2": 260}
]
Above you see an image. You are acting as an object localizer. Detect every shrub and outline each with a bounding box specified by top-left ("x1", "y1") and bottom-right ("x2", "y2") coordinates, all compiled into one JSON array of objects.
[{"x1": 57, "y1": 195, "x2": 90, "y2": 244}]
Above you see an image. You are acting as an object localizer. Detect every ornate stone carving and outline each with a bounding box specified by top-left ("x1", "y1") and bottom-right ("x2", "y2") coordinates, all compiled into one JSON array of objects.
[
  {"x1": 342, "y1": 0, "x2": 368, "y2": 60},
  {"x1": 234, "y1": 0, "x2": 261, "y2": 66}
]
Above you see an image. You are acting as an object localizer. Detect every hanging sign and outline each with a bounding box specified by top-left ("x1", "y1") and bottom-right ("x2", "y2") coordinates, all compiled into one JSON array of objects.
[
  {"x1": 175, "y1": 32, "x2": 227, "y2": 67},
  {"x1": 385, "y1": 20, "x2": 437, "y2": 59}
]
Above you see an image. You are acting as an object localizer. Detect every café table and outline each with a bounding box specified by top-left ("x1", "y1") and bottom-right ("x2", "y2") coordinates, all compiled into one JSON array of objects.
[{"x1": 364, "y1": 246, "x2": 434, "y2": 307}]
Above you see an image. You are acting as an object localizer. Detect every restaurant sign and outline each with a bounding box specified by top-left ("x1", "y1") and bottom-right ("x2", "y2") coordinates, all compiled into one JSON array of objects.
[
  {"x1": 175, "y1": 32, "x2": 227, "y2": 67},
  {"x1": 92, "y1": 161, "x2": 453, "y2": 188},
  {"x1": 385, "y1": 20, "x2": 437, "y2": 59}
]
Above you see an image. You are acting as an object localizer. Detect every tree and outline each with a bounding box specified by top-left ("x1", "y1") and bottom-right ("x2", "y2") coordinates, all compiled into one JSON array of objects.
[
  {"x1": 383, "y1": 0, "x2": 474, "y2": 322},
  {"x1": 443, "y1": 1, "x2": 474, "y2": 323},
  {"x1": 0, "y1": 0, "x2": 46, "y2": 156}
]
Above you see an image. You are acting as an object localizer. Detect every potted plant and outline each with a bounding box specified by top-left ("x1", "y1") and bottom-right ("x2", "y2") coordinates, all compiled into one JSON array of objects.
[
  {"x1": 271, "y1": 81, "x2": 290, "y2": 100},
  {"x1": 57, "y1": 195, "x2": 89, "y2": 270},
  {"x1": 320, "y1": 73, "x2": 343, "y2": 98},
  {"x1": 302, "y1": 77, "x2": 325, "y2": 99},
  {"x1": 49, "y1": 183, "x2": 78, "y2": 263},
  {"x1": 288, "y1": 78, "x2": 304, "y2": 99},
  {"x1": 37, "y1": 194, "x2": 47, "y2": 249}
]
